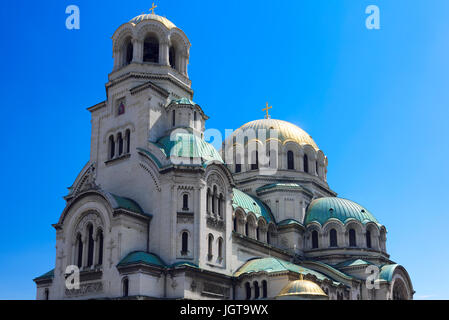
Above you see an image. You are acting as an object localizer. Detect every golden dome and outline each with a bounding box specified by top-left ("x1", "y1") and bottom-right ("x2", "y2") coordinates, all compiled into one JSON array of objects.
[
  {"x1": 232, "y1": 119, "x2": 319, "y2": 151},
  {"x1": 277, "y1": 278, "x2": 328, "y2": 299},
  {"x1": 130, "y1": 14, "x2": 176, "y2": 29}
]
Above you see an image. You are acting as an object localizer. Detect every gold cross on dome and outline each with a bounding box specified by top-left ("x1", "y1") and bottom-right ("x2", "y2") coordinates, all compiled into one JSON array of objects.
[
  {"x1": 150, "y1": 2, "x2": 157, "y2": 14},
  {"x1": 262, "y1": 102, "x2": 272, "y2": 119}
]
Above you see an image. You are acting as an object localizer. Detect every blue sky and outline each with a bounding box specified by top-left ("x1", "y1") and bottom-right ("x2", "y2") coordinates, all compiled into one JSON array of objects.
[{"x1": 0, "y1": 0, "x2": 448, "y2": 299}]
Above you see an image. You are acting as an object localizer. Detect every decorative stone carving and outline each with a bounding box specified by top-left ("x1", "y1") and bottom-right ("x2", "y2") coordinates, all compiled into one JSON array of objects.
[{"x1": 65, "y1": 282, "x2": 103, "y2": 297}]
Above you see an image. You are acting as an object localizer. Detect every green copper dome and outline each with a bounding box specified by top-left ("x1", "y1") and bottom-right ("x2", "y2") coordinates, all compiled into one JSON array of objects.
[
  {"x1": 305, "y1": 197, "x2": 381, "y2": 226},
  {"x1": 156, "y1": 130, "x2": 223, "y2": 164}
]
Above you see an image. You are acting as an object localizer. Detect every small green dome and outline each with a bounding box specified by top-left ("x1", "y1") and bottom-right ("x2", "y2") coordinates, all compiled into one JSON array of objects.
[
  {"x1": 156, "y1": 130, "x2": 223, "y2": 164},
  {"x1": 305, "y1": 197, "x2": 380, "y2": 226}
]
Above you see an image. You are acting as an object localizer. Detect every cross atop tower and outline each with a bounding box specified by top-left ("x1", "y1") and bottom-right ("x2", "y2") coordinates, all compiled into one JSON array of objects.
[
  {"x1": 150, "y1": 2, "x2": 157, "y2": 14},
  {"x1": 263, "y1": 102, "x2": 272, "y2": 119}
]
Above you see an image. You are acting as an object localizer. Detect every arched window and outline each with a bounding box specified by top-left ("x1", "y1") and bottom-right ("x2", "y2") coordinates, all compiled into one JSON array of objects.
[
  {"x1": 97, "y1": 229, "x2": 104, "y2": 266},
  {"x1": 262, "y1": 280, "x2": 268, "y2": 298},
  {"x1": 312, "y1": 230, "x2": 319, "y2": 249},
  {"x1": 218, "y1": 237, "x2": 223, "y2": 259},
  {"x1": 169, "y1": 46, "x2": 176, "y2": 69},
  {"x1": 251, "y1": 151, "x2": 259, "y2": 170},
  {"x1": 172, "y1": 110, "x2": 176, "y2": 126},
  {"x1": 182, "y1": 194, "x2": 189, "y2": 211},
  {"x1": 109, "y1": 135, "x2": 115, "y2": 159},
  {"x1": 117, "y1": 133, "x2": 123, "y2": 156},
  {"x1": 181, "y1": 232, "x2": 188, "y2": 254},
  {"x1": 233, "y1": 217, "x2": 237, "y2": 232},
  {"x1": 287, "y1": 151, "x2": 295, "y2": 170},
  {"x1": 207, "y1": 234, "x2": 213, "y2": 260},
  {"x1": 245, "y1": 222, "x2": 249, "y2": 237},
  {"x1": 87, "y1": 224, "x2": 94, "y2": 267},
  {"x1": 330, "y1": 229, "x2": 338, "y2": 247},
  {"x1": 76, "y1": 234, "x2": 83, "y2": 268},
  {"x1": 254, "y1": 281, "x2": 260, "y2": 299},
  {"x1": 316, "y1": 161, "x2": 319, "y2": 175},
  {"x1": 143, "y1": 35, "x2": 159, "y2": 63},
  {"x1": 245, "y1": 282, "x2": 251, "y2": 300},
  {"x1": 122, "y1": 277, "x2": 129, "y2": 297},
  {"x1": 267, "y1": 230, "x2": 271, "y2": 245},
  {"x1": 125, "y1": 40, "x2": 133, "y2": 65},
  {"x1": 256, "y1": 227, "x2": 260, "y2": 241},
  {"x1": 303, "y1": 154, "x2": 309, "y2": 173},
  {"x1": 194, "y1": 111, "x2": 197, "y2": 122},
  {"x1": 366, "y1": 230, "x2": 372, "y2": 248},
  {"x1": 349, "y1": 229, "x2": 357, "y2": 247},
  {"x1": 125, "y1": 129, "x2": 131, "y2": 154}
]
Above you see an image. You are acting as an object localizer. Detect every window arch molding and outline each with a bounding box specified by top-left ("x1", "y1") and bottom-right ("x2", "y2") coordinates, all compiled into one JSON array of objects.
[{"x1": 345, "y1": 221, "x2": 364, "y2": 247}]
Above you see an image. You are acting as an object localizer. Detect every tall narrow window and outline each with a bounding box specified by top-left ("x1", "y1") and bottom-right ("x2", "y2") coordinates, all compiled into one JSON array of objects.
[
  {"x1": 233, "y1": 217, "x2": 237, "y2": 232},
  {"x1": 366, "y1": 230, "x2": 372, "y2": 249},
  {"x1": 87, "y1": 225, "x2": 94, "y2": 267},
  {"x1": 76, "y1": 234, "x2": 83, "y2": 268},
  {"x1": 122, "y1": 277, "x2": 129, "y2": 297},
  {"x1": 287, "y1": 151, "x2": 295, "y2": 170},
  {"x1": 312, "y1": 230, "x2": 319, "y2": 249},
  {"x1": 245, "y1": 223, "x2": 249, "y2": 236},
  {"x1": 251, "y1": 151, "x2": 259, "y2": 170},
  {"x1": 208, "y1": 234, "x2": 213, "y2": 260},
  {"x1": 235, "y1": 154, "x2": 242, "y2": 173},
  {"x1": 117, "y1": 133, "x2": 123, "y2": 156},
  {"x1": 304, "y1": 154, "x2": 309, "y2": 173},
  {"x1": 181, "y1": 232, "x2": 188, "y2": 254},
  {"x1": 316, "y1": 161, "x2": 319, "y2": 175},
  {"x1": 349, "y1": 229, "x2": 357, "y2": 247},
  {"x1": 245, "y1": 282, "x2": 251, "y2": 300},
  {"x1": 218, "y1": 237, "x2": 223, "y2": 259},
  {"x1": 212, "y1": 186, "x2": 217, "y2": 214},
  {"x1": 125, "y1": 129, "x2": 131, "y2": 154},
  {"x1": 182, "y1": 194, "x2": 189, "y2": 211},
  {"x1": 330, "y1": 229, "x2": 338, "y2": 247},
  {"x1": 44, "y1": 288, "x2": 49, "y2": 300},
  {"x1": 206, "y1": 188, "x2": 211, "y2": 213},
  {"x1": 254, "y1": 282, "x2": 260, "y2": 299},
  {"x1": 218, "y1": 194, "x2": 223, "y2": 217},
  {"x1": 262, "y1": 280, "x2": 268, "y2": 298},
  {"x1": 97, "y1": 230, "x2": 103, "y2": 266},
  {"x1": 267, "y1": 231, "x2": 271, "y2": 245},
  {"x1": 256, "y1": 227, "x2": 260, "y2": 241},
  {"x1": 109, "y1": 135, "x2": 115, "y2": 159},
  {"x1": 143, "y1": 35, "x2": 159, "y2": 63},
  {"x1": 172, "y1": 110, "x2": 176, "y2": 126},
  {"x1": 125, "y1": 41, "x2": 133, "y2": 65},
  {"x1": 169, "y1": 46, "x2": 176, "y2": 69}
]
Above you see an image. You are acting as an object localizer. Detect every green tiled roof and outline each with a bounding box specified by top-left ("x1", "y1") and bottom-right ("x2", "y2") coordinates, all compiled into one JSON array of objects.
[
  {"x1": 34, "y1": 269, "x2": 54, "y2": 281},
  {"x1": 117, "y1": 251, "x2": 166, "y2": 268},
  {"x1": 234, "y1": 257, "x2": 340, "y2": 285},
  {"x1": 257, "y1": 183, "x2": 312, "y2": 194},
  {"x1": 171, "y1": 98, "x2": 197, "y2": 105},
  {"x1": 156, "y1": 130, "x2": 223, "y2": 164},
  {"x1": 277, "y1": 219, "x2": 303, "y2": 227},
  {"x1": 232, "y1": 189, "x2": 275, "y2": 224},
  {"x1": 333, "y1": 259, "x2": 375, "y2": 269},
  {"x1": 137, "y1": 147, "x2": 163, "y2": 168},
  {"x1": 111, "y1": 194, "x2": 145, "y2": 214},
  {"x1": 379, "y1": 264, "x2": 399, "y2": 282},
  {"x1": 305, "y1": 197, "x2": 381, "y2": 226}
]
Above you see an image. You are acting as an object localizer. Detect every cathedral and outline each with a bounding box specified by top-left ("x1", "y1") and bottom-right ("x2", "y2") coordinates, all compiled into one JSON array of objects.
[{"x1": 34, "y1": 11, "x2": 414, "y2": 300}]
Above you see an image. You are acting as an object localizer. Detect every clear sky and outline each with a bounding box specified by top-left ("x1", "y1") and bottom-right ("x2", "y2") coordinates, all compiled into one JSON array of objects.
[{"x1": 0, "y1": 0, "x2": 448, "y2": 300}]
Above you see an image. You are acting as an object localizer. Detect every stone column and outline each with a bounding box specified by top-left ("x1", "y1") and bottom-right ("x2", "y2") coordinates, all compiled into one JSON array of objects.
[{"x1": 160, "y1": 40, "x2": 170, "y2": 66}]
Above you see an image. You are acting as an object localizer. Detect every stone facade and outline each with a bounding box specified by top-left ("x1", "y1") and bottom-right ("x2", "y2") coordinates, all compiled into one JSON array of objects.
[{"x1": 34, "y1": 13, "x2": 413, "y2": 301}]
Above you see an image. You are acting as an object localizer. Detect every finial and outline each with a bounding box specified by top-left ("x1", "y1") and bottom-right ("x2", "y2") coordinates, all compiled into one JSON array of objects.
[
  {"x1": 262, "y1": 102, "x2": 272, "y2": 119},
  {"x1": 300, "y1": 273, "x2": 304, "y2": 281},
  {"x1": 150, "y1": 2, "x2": 157, "y2": 14}
]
